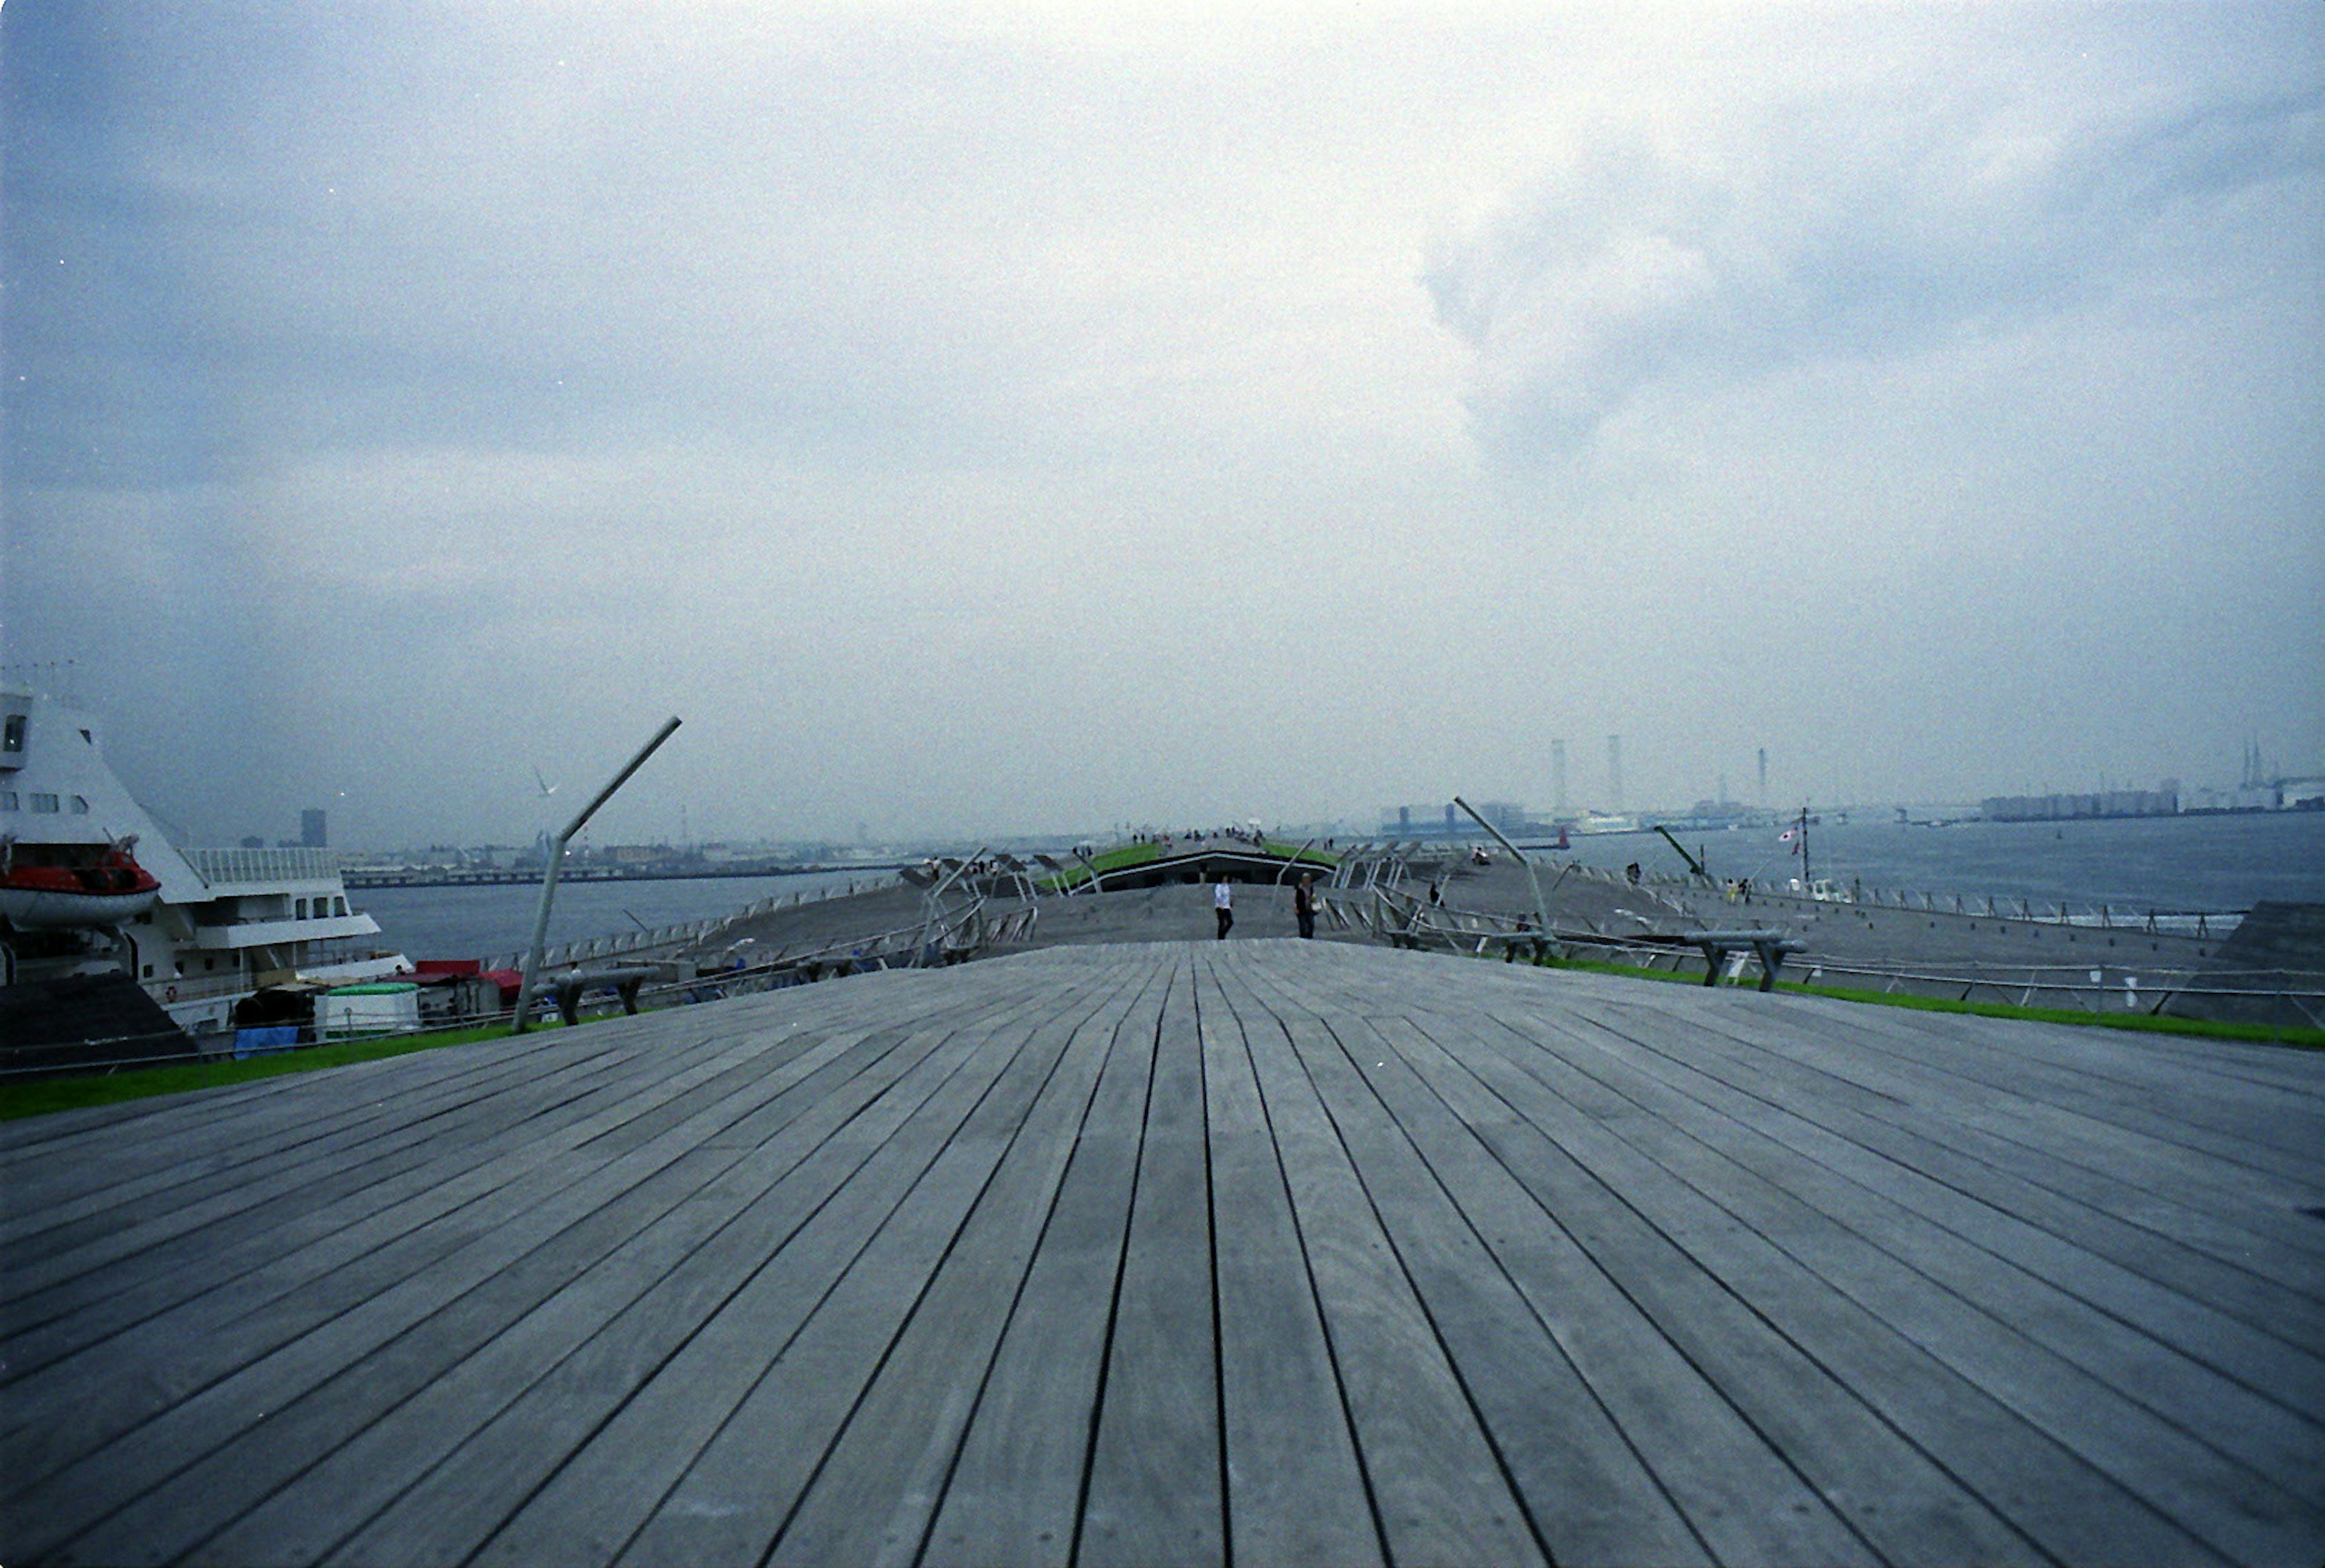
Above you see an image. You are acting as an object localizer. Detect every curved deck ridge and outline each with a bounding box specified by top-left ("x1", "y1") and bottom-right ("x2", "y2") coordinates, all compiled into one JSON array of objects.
[
  {"x1": 1057, "y1": 836, "x2": 1340, "y2": 894},
  {"x1": 3, "y1": 941, "x2": 2321, "y2": 1565}
]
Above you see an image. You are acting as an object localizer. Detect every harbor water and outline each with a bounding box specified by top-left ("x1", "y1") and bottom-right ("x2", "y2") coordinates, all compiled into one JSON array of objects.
[{"x1": 359, "y1": 868, "x2": 891, "y2": 965}]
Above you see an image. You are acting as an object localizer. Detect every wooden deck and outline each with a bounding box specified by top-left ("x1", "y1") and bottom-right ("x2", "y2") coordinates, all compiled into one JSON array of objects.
[{"x1": 4, "y1": 940, "x2": 2321, "y2": 1566}]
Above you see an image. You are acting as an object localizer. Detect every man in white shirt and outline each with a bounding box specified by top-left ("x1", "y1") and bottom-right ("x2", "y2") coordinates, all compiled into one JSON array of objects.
[{"x1": 1214, "y1": 875, "x2": 1234, "y2": 940}]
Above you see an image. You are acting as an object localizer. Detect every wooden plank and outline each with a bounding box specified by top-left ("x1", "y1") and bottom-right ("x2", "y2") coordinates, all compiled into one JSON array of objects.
[
  {"x1": 757, "y1": 968, "x2": 1139, "y2": 1565},
  {"x1": 916, "y1": 954, "x2": 1169, "y2": 1566},
  {"x1": 1073, "y1": 958, "x2": 1227, "y2": 1567},
  {"x1": 0, "y1": 1038, "x2": 637, "y2": 1286},
  {"x1": 1548, "y1": 1000, "x2": 2325, "y2": 1523},
  {"x1": 181, "y1": 996, "x2": 1080, "y2": 1568},
  {"x1": 1711, "y1": 995, "x2": 2325, "y2": 1256},
  {"x1": 0, "y1": 1027, "x2": 593, "y2": 1217},
  {"x1": 1341, "y1": 1024, "x2": 1877, "y2": 1563},
  {"x1": 610, "y1": 976, "x2": 1102, "y2": 1568},
  {"x1": 0, "y1": 1014, "x2": 845, "y2": 1385},
  {"x1": 1575, "y1": 995, "x2": 2325, "y2": 1414},
  {"x1": 301, "y1": 976, "x2": 1110, "y2": 1568},
  {"x1": 0, "y1": 1011, "x2": 937, "y2": 1489},
  {"x1": 6, "y1": 992, "x2": 1003, "y2": 1563},
  {"x1": 7, "y1": 941, "x2": 2322, "y2": 1568},
  {"x1": 1236, "y1": 961, "x2": 1549, "y2": 1567},
  {"x1": 1349, "y1": 980, "x2": 2042, "y2": 1563},
  {"x1": 33, "y1": 1138, "x2": 744, "y2": 1567},
  {"x1": 1729, "y1": 998, "x2": 2325, "y2": 1282},
  {"x1": 1229, "y1": 957, "x2": 1702, "y2": 1566},
  {"x1": 1192, "y1": 954, "x2": 1385, "y2": 1567},
  {"x1": 362, "y1": 980, "x2": 1072, "y2": 1568},
  {"x1": 1461, "y1": 1001, "x2": 2256, "y2": 1565},
  {"x1": 1799, "y1": 998, "x2": 2323, "y2": 1181},
  {"x1": 1628, "y1": 993, "x2": 2325, "y2": 1345}
]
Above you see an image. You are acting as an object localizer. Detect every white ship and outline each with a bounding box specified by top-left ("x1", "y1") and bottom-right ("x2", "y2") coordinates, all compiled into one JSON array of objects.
[{"x1": 1, "y1": 685, "x2": 409, "y2": 1037}]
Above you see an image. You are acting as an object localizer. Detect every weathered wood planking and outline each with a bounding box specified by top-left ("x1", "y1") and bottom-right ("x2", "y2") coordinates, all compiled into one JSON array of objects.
[{"x1": 3, "y1": 940, "x2": 2320, "y2": 1567}]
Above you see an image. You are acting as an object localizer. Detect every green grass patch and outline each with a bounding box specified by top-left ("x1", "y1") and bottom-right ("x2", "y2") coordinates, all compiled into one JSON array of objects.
[
  {"x1": 0, "y1": 1020, "x2": 570, "y2": 1123},
  {"x1": 1040, "y1": 843, "x2": 1163, "y2": 891},
  {"x1": 1520, "y1": 952, "x2": 2324, "y2": 1048}
]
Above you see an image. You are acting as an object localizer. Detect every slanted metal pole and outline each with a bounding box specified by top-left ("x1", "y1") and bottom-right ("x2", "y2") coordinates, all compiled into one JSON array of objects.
[
  {"x1": 921, "y1": 846, "x2": 989, "y2": 947},
  {"x1": 515, "y1": 716, "x2": 682, "y2": 1034},
  {"x1": 1453, "y1": 795, "x2": 1549, "y2": 937}
]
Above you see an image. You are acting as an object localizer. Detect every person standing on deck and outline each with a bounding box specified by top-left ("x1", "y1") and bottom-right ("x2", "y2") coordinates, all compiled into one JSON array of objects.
[
  {"x1": 1214, "y1": 875, "x2": 1235, "y2": 940},
  {"x1": 1294, "y1": 874, "x2": 1317, "y2": 940}
]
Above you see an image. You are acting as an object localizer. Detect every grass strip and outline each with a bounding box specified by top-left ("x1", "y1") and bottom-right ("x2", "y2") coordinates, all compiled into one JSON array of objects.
[{"x1": 0, "y1": 1020, "x2": 569, "y2": 1123}]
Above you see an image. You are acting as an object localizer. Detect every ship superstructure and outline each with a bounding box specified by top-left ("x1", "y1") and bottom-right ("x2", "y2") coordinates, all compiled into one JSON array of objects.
[{"x1": 0, "y1": 687, "x2": 407, "y2": 1036}]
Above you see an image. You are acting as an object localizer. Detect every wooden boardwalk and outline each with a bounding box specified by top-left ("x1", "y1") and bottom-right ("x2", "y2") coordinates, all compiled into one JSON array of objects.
[{"x1": 3, "y1": 941, "x2": 2321, "y2": 1566}]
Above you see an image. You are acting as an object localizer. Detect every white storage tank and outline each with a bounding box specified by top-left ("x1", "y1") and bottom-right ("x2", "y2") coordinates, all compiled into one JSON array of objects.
[{"x1": 318, "y1": 981, "x2": 422, "y2": 1037}]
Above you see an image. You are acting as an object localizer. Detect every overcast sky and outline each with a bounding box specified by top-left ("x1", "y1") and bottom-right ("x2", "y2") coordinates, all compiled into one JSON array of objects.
[{"x1": 5, "y1": 1, "x2": 2320, "y2": 849}]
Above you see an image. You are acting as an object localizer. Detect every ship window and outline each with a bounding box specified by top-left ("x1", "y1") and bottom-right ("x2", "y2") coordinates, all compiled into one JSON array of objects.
[
  {"x1": 0, "y1": 791, "x2": 15, "y2": 811},
  {"x1": 70, "y1": 795, "x2": 90, "y2": 814},
  {"x1": 336, "y1": 897, "x2": 348, "y2": 915},
  {"x1": 2, "y1": 714, "x2": 22, "y2": 753},
  {"x1": 296, "y1": 898, "x2": 309, "y2": 920},
  {"x1": 30, "y1": 792, "x2": 59, "y2": 813},
  {"x1": 142, "y1": 963, "x2": 154, "y2": 978}
]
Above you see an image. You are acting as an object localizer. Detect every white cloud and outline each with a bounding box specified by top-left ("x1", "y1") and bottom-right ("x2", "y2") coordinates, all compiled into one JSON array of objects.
[{"x1": 1428, "y1": 79, "x2": 2325, "y2": 462}]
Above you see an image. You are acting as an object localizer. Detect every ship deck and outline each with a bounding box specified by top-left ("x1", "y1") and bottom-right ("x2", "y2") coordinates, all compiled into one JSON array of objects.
[{"x1": 4, "y1": 940, "x2": 2322, "y2": 1566}]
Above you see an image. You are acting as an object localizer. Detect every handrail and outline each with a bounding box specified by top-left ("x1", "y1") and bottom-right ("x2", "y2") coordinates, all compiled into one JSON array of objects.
[
  {"x1": 180, "y1": 846, "x2": 345, "y2": 885},
  {"x1": 1336, "y1": 887, "x2": 2321, "y2": 1026},
  {"x1": 1563, "y1": 860, "x2": 2244, "y2": 936}
]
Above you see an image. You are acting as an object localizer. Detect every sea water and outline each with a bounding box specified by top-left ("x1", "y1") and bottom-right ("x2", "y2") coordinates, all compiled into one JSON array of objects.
[{"x1": 359, "y1": 868, "x2": 890, "y2": 964}]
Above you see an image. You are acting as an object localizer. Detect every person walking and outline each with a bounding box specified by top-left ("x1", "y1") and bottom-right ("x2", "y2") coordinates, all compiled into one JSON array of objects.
[
  {"x1": 1214, "y1": 875, "x2": 1235, "y2": 940},
  {"x1": 1294, "y1": 873, "x2": 1317, "y2": 940}
]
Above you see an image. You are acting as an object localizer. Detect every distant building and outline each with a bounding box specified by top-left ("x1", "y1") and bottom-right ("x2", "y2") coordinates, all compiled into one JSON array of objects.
[
  {"x1": 1379, "y1": 800, "x2": 1533, "y2": 837},
  {"x1": 301, "y1": 808, "x2": 328, "y2": 848},
  {"x1": 1980, "y1": 788, "x2": 2179, "y2": 823}
]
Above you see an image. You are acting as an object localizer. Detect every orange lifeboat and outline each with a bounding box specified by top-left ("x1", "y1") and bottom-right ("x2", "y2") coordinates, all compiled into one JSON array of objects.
[{"x1": 0, "y1": 840, "x2": 163, "y2": 929}]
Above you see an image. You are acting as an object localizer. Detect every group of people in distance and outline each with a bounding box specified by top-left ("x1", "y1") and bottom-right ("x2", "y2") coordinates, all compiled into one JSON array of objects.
[{"x1": 1213, "y1": 871, "x2": 1318, "y2": 941}]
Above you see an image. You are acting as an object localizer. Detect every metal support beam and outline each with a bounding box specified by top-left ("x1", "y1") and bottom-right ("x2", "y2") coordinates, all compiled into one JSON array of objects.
[
  {"x1": 514, "y1": 716, "x2": 682, "y2": 1034},
  {"x1": 1453, "y1": 795, "x2": 1549, "y2": 937}
]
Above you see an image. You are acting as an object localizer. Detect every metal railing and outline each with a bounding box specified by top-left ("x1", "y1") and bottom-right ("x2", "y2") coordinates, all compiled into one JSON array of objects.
[
  {"x1": 1328, "y1": 886, "x2": 2323, "y2": 1029},
  {"x1": 180, "y1": 846, "x2": 346, "y2": 886},
  {"x1": 481, "y1": 874, "x2": 892, "y2": 971},
  {"x1": 1566, "y1": 861, "x2": 2243, "y2": 939}
]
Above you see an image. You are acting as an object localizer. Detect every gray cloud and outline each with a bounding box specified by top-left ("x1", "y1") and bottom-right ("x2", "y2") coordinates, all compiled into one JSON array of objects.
[
  {"x1": 4, "y1": 3, "x2": 2319, "y2": 846},
  {"x1": 1428, "y1": 88, "x2": 2325, "y2": 460}
]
